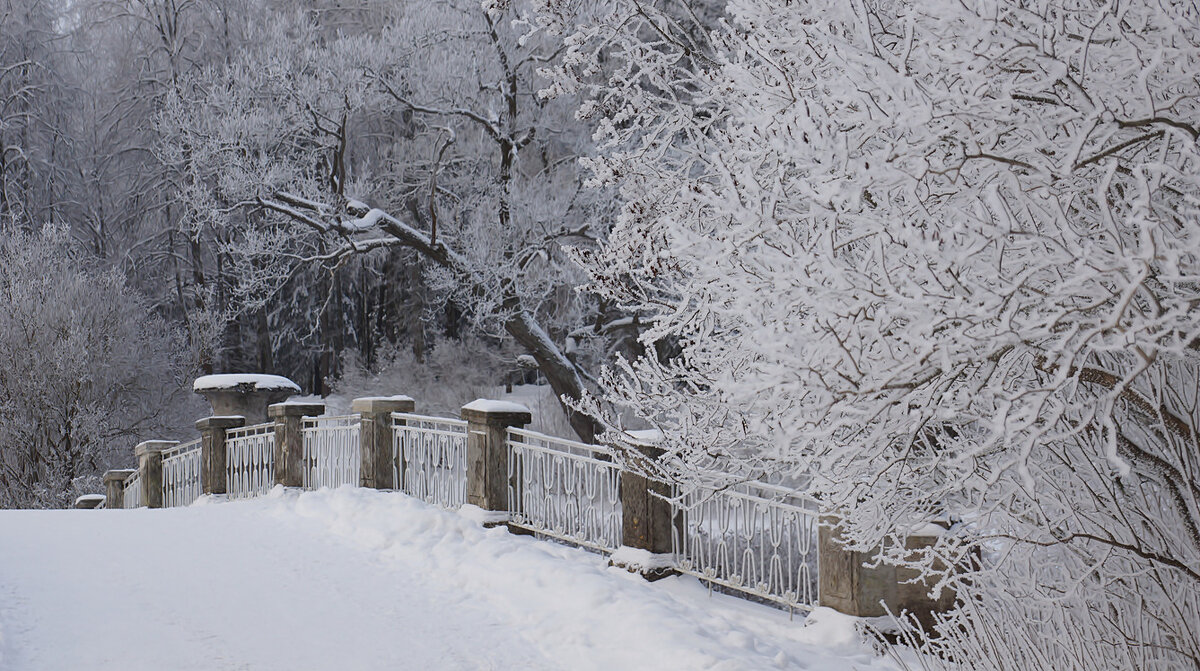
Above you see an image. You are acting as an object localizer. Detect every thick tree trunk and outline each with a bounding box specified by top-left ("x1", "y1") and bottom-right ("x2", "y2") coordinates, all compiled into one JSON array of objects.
[{"x1": 505, "y1": 309, "x2": 597, "y2": 444}]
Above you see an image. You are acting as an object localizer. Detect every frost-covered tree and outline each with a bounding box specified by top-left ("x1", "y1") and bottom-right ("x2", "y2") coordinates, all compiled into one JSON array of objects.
[
  {"x1": 0, "y1": 225, "x2": 192, "y2": 508},
  {"x1": 158, "y1": 1, "x2": 627, "y2": 440},
  {"x1": 0, "y1": 0, "x2": 71, "y2": 223},
  {"x1": 542, "y1": 0, "x2": 1200, "y2": 666}
]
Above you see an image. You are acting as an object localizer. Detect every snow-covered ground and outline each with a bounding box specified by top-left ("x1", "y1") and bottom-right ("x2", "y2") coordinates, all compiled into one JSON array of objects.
[{"x1": 0, "y1": 488, "x2": 897, "y2": 670}]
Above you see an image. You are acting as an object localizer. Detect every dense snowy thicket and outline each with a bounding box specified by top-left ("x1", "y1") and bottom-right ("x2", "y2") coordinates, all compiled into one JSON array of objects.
[
  {"x1": 0, "y1": 227, "x2": 193, "y2": 508},
  {"x1": 536, "y1": 0, "x2": 1200, "y2": 667}
]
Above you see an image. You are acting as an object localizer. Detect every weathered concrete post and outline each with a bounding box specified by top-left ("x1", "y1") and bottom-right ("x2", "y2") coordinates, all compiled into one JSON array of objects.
[
  {"x1": 461, "y1": 399, "x2": 531, "y2": 523},
  {"x1": 196, "y1": 415, "x2": 246, "y2": 496},
  {"x1": 818, "y1": 517, "x2": 955, "y2": 630},
  {"x1": 270, "y1": 401, "x2": 325, "y2": 488},
  {"x1": 103, "y1": 469, "x2": 135, "y2": 509},
  {"x1": 612, "y1": 437, "x2": 678, "y2": 580},
  {"x1": 351, "y1": 396, "x2": 414, "y2": 490},
  {"x1": 135, "y1": 440, "x2": 175, "y2": 509}
]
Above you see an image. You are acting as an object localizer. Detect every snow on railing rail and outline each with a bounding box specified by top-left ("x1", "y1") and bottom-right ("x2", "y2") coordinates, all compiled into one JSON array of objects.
[
  {"x1": 392, "y1": 412, "x2": 467, "y2": 509},
  {"x1": 162, "y1": 439, "x2": 203, "y2": 507},
  {"x1": 672, "y1": 481, "x2": 819, "y2": 612},
  {"x1": 227, "y1": 422, "x2": 275, "y2": 499},
  {"x1": 302, "y1": 415, "x2": 361, "y2": 490},
  {"x1": 123, "y1": 471, "x2": 142, "y2": 509},
  {"x1": 506, "y1": 428, "x2": 622, "y2": 554}
]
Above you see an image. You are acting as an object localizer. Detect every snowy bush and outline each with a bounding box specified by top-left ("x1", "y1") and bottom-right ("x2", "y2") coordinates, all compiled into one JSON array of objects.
[{"x1": 0, "y1": 226, "x2": 194, "y2": 508}]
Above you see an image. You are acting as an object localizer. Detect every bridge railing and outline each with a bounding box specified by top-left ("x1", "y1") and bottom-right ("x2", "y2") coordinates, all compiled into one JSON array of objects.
[
  {"x1": 506, "y1": 427, "x2": 622, "y2": 554},
  {"x1": 122, "y1": 471, "x2": 141, "y2": 509},
  {"x1": 301, "y1": 415, "x2": 361, "y2": 490},
  {"x1": 103, "y1": 389, "x2": 945, "y2": 620},
  {"x1": 162, "y1": 439, "x2": 203, "y2": 508},
  {"x1": 227, "y1": 422, "x2": 275, "y2": 499},
  {"x1": 392, "y1": 412, "x2": 468, "y2": 510},
  {"x1": 672, "y1": 481, "x2": 818, "y2": 611}
]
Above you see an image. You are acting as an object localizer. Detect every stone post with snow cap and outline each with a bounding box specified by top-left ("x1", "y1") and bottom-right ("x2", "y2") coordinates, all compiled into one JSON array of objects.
[
  {"x1": 351, "y1": 396, "x2": 414, "y2": 490},
  {"x1": 611, "y1": 430, "x2": 679, "y2": 580},
  {"x1": 196, "y1": 415, "x2": 246, "y2": 495},
  {"x1": 74, "y1": 494, "x2": 105, "y2": 509},
  {"x1": 270, "y1": 401, "x2": 325, "y2": 488},
  {"x1": 135, "y1": 440, "x2": 175, "y2": 509},
  {"x1": 103, "y1": 469, "x2": 135, "y2": 509},
  {"x1": 461, "y1": 399, "x2": 531, "y2": 523},
  {"x1": 193, "y1": 374, "x2": 301, "y2": 425}
]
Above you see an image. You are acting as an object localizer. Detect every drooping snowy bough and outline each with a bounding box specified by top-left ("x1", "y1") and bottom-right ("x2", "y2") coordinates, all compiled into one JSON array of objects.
[{"x1": 539, "y1": 0, "x2": 1200, "y2": 666}]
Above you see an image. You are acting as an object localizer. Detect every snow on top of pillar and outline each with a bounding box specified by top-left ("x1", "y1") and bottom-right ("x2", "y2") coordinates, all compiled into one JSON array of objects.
[
  {"x1": 193, "y1": 374, "x2": 301, "y2": 393},
  {"x1": 462, "y1": 399, "x2": 531, "y2": 414}
]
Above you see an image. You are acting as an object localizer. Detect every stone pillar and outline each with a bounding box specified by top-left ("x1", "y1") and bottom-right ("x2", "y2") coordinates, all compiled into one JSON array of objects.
[
  {"x1": 196, "y1": 415, "x2": 246, "y2": 495},
  {"x1": 461, "y1": 399, "x2": 531, "y2": 522},
  {"x1": 193, "y1": 374, "x2": 300, "y2": 424},
  {"x1": 351, "y1": 396, "x2": 415, "y2": 490},
  {"x1": 612, "y1": 441, "x2": 678, "y2": 580},
  {"x1": 818, "y1": 517, "x2": 954, "y2": 630},
  {"x1": 135, "y1": 440, "x2": 175, "y2": 509},
  {"x1": 269, "y1": 401, "x2": 325, "y2": 488},
  {"x1": 103, "y1": 469, "x2": 135, "y2": 509}
]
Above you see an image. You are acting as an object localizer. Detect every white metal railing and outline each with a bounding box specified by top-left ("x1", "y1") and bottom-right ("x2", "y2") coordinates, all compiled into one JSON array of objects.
[
  {"x1": 672, "y1": 481, "x2": 819, "y2": 612},
  {"x1": 227, "y1": 422, "x2": 276, "y2": 499},
  {"x1": 392, "y1": 412, "x2": 468, "y2": 509},
  {"x1": 302, "y1": 415, "x2": 361, "y2": 490},
  {"x1": 123, "y1": 471, "x2": 142, "y2": 509},
  {"x1": 507, "y1": 427, "x2": 622, "y2": 553},
  {"x1": 162, "y1": 439, "x2": 203, "y2": 507}
]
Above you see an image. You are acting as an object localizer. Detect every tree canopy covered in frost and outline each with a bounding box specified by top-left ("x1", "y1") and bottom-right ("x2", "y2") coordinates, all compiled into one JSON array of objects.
[
  {"x1": 0, "y1": 226, "x2": 192, "y2": 508},
  {"x1": 155, "y1": 0, "x2": 639, "y2": 440},
  {"x1": 540, "y1": 0, "x2": 1200, "y2": 666}
]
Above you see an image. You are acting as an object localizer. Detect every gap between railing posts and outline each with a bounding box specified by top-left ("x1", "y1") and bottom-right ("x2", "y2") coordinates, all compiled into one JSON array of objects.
[
  {"x1": 269, "y1": 401, "x2": 325, "y2": 488},
  {"x1": 351, "y1": 396, "x2": 414, "y2": 489},
  {"x1": 161, "y1": 440, "x2": 203, "y2": 507},
  {"x1": 123, "y1": 471, "x2": 142, "y2": 509},
  {"x1": 226, "y1": 422, "x2": 276, "y2": 499},
  {"x1": 392, "y1": 412, "x2": 469, "y2": 509},
  {"x1": 301, "y1": 415, "x2": 362, "y2": 489},
  {"x1": 506, "y1": 428, "x2": 623, "y2": 554},
  {"x1": 461, "y1": 399, "x2": 531, "y2": 526}
]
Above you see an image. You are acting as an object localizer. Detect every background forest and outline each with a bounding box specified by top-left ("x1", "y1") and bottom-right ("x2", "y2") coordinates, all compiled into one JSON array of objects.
[{"x1": 0, "y1": 0, "x2": 648, "y2": 506}]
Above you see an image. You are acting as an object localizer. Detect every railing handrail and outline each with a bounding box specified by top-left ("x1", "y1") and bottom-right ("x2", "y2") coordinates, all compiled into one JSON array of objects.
[
  {"x1": 507, "y1": 426, "x2": 613, "y2": 459},
  {"x1": 162, "y1": 439, "x2": 201, "y2": 460},
  {"x1": 680, "y1": 478, "x2": 818, "y2": 513},
  {"x1": 391, "y1": 412, "x2": 467, "y2": 428},
  {"x1": 302, "y1": 414, "x2": 361, "y2": 427},
  {"x1": 507, "y1": 435, "x2": 616, "y2": 468},
  {"x1": 228, "y1": 421, "x2": 274, "y2": 438}
]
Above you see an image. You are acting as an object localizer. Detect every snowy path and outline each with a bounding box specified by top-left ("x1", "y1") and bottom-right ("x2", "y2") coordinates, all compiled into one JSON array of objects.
[{"x1": 0, "y1": 489, "x2": 894, "y2": 671}]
